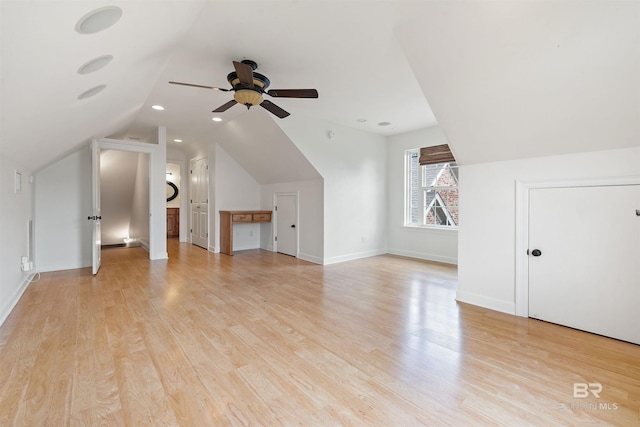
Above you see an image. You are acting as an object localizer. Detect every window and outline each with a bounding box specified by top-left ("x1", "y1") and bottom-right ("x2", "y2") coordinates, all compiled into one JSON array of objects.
[{"x1": 406, "y1": 149, "x2": 459, "y2": 228}]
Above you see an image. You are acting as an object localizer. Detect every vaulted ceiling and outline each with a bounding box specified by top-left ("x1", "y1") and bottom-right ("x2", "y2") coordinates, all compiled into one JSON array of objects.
[{"x1": 1, "y1": 1, "x2": 637, "y2": 172}]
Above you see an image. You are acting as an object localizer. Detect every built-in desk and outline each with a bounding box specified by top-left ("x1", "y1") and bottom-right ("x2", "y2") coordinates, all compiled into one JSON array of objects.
[{"x1": 219, "y1": 210, "x2": 272, "y2": 255}]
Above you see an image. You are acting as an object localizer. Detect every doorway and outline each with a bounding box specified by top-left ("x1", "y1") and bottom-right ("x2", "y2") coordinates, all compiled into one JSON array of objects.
[
  {"x1": 91, "y1": 137, "x2": 166, "y2": 275},
  {"x1": 95, "y1": 148, "x2": 151, "y2": 273},
  {"x1": 275, "y1": 193, "x2": 298, "y2": 257}
]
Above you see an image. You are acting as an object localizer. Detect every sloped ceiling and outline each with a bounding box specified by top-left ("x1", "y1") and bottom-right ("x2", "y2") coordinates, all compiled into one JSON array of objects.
[
  {"x1": 0, "y1": 0, "x2": 206, "y2": 171},
  {"x1": 397, "y1": 1, "x2": 640, "y2": 164},
  {"x1": 213, "y1": 108, "x2": 322, "y2": 185},
  {"x1": 1, "y1": 1, "x2": 638, "y2": 173}
]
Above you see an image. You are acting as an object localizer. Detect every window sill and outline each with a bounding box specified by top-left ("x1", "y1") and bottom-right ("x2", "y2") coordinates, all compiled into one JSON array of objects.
[{"x1": 402, "y1": 224, "x2": 458, "y2": 232}]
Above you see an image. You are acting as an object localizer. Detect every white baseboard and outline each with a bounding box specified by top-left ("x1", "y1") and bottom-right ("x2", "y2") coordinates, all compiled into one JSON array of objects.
[
  {"x1": 387, "y1": 248, "x2": 457, "y2": 265},
  {"x1": 140, "y1": 239, "x2": 150, "y2": 252},
  {"x1": 323, "y1": 249, "x2": 387, "y2": 265},
  {"x1": 297, "y1": 252, "x2": 323, "y2": 264},
  {"x1": 0, "y1": 272, "x2": 36, "y2": 328},
  {"x1": 456, "y1": 290, "x2": 515, "y2": 315}
]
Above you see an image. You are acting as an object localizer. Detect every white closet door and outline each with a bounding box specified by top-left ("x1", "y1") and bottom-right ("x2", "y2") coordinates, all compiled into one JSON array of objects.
[
  {"x1": 190, "y1": 157, "x2": 208, "y2": 249},
  {"x1": 528, "y1": 185, "x2": 640, "y2": 344},
  {"x1": 276, "y1": 194, "x2": 297, "y2": 257}
]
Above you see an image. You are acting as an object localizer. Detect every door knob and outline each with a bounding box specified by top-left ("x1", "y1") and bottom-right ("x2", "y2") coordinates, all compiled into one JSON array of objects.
[
  {"x1": 531, "y1": 249, "x2": 542, "y2": 257},
  {"x1": 290, "y1": 224, "x2": 296, "y2": 228}
]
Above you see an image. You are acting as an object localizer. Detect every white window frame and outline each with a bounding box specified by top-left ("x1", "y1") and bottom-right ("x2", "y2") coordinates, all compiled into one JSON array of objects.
[{"x1": 404, "y1": 148, "x2": 459, "y2": 230}]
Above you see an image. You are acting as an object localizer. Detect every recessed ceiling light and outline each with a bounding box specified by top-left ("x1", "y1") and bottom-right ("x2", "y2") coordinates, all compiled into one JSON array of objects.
[
  {"x1": 76, "y1": 6, "x2": 122, "y2": 34},
  {"x1": 173, "y1": 139, "x2": 183, "y2": 143},
  {"x1": 152, "y1": 105, "x2": 165, "y2": 111},
  {"x1": 77, "y1": 84, "x2": 106, "y2": 100},
  {"x1": 378, "y1": 121, "x2": 392, "y2": 126},
  {"x1": 356, "y1": 118, "x2": 367, "y2": 123},
  {"x1": 212, "y1": 117, "x2": 222, "y2": 122},
  {"x1": 77, "y1": 55, "x2": 113, "y2": 75}
]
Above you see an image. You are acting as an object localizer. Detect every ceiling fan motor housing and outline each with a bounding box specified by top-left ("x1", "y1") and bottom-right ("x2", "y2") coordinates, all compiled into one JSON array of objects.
[{"x1": 227, "y1": 71, "x2": 270, "y2": 107}]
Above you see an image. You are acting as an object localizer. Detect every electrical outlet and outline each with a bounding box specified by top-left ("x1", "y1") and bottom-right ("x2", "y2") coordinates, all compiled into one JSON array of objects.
[{"x1": 20, "y1": 260, "x2": 33, "y2": 272}]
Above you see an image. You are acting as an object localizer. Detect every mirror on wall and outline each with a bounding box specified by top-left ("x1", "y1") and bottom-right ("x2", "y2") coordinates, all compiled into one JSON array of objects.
[{"x1": 166, "y1": 163, "x2": 181, "y2": 207}]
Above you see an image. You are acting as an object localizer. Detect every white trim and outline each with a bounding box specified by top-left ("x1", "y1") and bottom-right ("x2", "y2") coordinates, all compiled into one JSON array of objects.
[
  {"x1": 0, "y1": 272, "x2": 36, "y2": 327},
  {"x1": 401, "y1": 224, "x2": 458, "y2": 232},
  {"x1": 456, "y1": 290, "x2": 515, "y2": 315},
  {"x1": 298, "y1": 252, "x2": 323, "y2": 264},
  {"x1": 387, "y1": 248, "x2": 457, "y2": 265},
  {"x1": 323, "y1": 249, "x2": 387, "y2": 265},
  {"x1": 514, "y1": 175, "x2": 640, "y2": 317}
]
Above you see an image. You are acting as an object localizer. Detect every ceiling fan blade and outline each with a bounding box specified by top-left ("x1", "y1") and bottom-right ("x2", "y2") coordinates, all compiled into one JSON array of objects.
[
  {"x1": 266, "y1": 89, "x2": 318, "y2": 98},
  {"x1": 233, "y1": 61, "x2": 254, "y2": 88},
  {"x1": 260, "y1": 100, "x2": 290, "y2": 118},
  {"x1": 212, "y1": 99, "x2": 238, "y2": 113},
  {"x1": 169, "y1": 81, "x2": 229, "y2": 91}
]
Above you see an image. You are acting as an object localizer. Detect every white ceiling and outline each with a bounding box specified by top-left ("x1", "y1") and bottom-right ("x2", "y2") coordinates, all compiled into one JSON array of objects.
[{"x1": 1, "y1": 1, "x2": 638, "y2": 172}]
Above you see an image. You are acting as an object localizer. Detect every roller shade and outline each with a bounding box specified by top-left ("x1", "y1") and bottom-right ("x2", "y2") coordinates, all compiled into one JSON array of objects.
[{"x1": 419, "y1": 144, "x2": 455, "y2": 165}]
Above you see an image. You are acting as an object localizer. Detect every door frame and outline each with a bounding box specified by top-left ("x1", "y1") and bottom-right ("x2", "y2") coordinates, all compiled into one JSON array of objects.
[
  {"x1": 96, "y1": 137, "x2": 165, "y2": 260},
  {"x1": 167, "y1": 159, "x2": 188, "y2": 242},
  {"x1": 273, "y1": 192, "x2": 299, "y2": 256},
  {"x1": 514, "y1": 175, "x2": 640, "y2": 317}
]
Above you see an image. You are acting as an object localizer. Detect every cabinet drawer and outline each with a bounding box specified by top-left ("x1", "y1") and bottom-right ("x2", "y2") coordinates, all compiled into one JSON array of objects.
[
  {"x1": 232, "y1": 214, "x2": 252, "y2": 222},
  {"x1": 253, "y1": 213, "x2": 271, "y2": 222}
]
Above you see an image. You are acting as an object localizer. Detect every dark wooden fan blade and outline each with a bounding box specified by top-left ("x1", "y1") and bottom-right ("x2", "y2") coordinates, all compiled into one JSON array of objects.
[
  {"x1": 212, "y1": 99, "x2": 238, "y2": 113},
  {"x1": 260, "y1": 100, "x2": 290, "y2": 118},
  {"x1": 233, "y1": 61, "x2": 254, "y2": 88},
  {"x1": 266, "y1": 89, "x2": 318, "y2": 98},
  {"x1": 169, "y1": 81, "x2": 229, "y2": 91}
]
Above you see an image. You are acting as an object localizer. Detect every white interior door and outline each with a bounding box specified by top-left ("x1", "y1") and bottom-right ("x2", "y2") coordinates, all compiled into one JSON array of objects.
[
  {"x1": 276, "y1": 194, "x2": 297, "y2": 257},
  {"x1": 528, "y1": 185, "x2": 640, "y2": 344},
  {"x1": 190, "y1": 157, "x2": 208, "y2": 249},
  {"x1": 91, "y1": 141, "x2": 101, "y2": 275}
]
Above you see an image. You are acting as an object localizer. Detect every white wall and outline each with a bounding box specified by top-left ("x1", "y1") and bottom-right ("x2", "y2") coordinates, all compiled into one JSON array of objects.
[
  {"x1": 130, "y1": 153, "x2": 150, "y2": 249},
  {"x1": 277, "y1": 116, "x2": 388, "y2": 264},
  {"x1": 213, "y1": 144, "x2": 261, "y2": 252},
  {"x1": 457, "y1": 146, "x2": 640, "y2": 315},
  {"x1": 387, "y1": 126, "x2": 458, "y2": 264},
  {"x1": 0, "y1": 154, "x2": 35, "y2": 326},
  {"x1": 34, "y1": 147, "x2": 92, "y2": 272},
  {"x1": 260, "y1": 179, "x2": 324, "y2": 264}
]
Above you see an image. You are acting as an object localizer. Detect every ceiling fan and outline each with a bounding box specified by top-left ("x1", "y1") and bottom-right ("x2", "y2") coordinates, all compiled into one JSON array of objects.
[{"x1": 169, "y1": 59, "x2": 318, "y2": 119}]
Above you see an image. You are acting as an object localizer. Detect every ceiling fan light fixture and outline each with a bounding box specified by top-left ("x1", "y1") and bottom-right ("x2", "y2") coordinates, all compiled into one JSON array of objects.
[{"x1": 234, "y1": 89, "x2": 263, "y2": 109}]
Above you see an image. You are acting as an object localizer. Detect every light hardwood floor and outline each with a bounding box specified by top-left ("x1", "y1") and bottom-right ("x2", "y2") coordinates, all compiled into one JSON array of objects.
[{"x1": 0, "y1": 239, "x2": 638, "y2": 426}]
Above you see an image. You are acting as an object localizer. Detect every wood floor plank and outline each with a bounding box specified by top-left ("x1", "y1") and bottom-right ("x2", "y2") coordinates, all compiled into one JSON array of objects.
[{"x1": 0, "y1": 240, "x2": 638, "y2": 426}]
